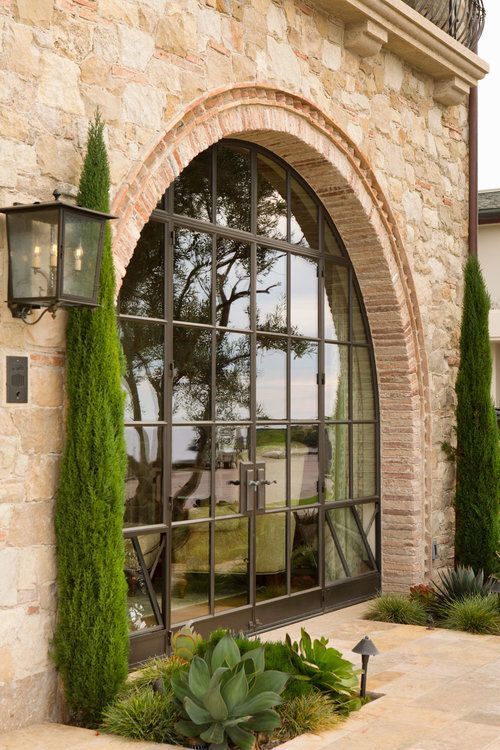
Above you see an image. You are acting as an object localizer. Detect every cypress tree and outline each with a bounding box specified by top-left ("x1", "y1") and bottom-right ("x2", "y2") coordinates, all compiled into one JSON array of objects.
[
  {"x1": 54, "y1": 112, "x2": 128, "y2": 725},
  {"x1": 454, "y1": 256, "x2": 499, "y2": 575}
]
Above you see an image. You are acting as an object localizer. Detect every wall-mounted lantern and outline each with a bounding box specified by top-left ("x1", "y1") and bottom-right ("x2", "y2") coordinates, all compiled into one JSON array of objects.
[{"x1": 0, "y1": 190, "x2": 116, "y2": 322}]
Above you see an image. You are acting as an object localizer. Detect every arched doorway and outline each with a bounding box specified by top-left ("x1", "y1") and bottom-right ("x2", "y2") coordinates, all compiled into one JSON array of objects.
[{"x1": 119, "y1": 140, "x2": 380, "y2": 664}]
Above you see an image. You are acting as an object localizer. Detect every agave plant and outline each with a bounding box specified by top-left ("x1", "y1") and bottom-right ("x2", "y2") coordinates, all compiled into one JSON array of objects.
[
  {"x1": 433, "y1": 566, "x2": 496, "y2": 608},
  {"x1": 172, "y1": 623, "x2": 203, "y2": 662},
  {"x1": 285, "y1": 629, "x2": 361, "y2": 712},
  {"x1": 171, "y1": 633, "x2": 288, "y2": 750}
]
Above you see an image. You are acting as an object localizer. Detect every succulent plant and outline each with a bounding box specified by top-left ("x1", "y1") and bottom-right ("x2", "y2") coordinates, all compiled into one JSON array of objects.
[
  {"x1": 433, "y1": 566, "x2": 496, "y2": 609},
  {"x1": 172, "y1": 623, "x2": 203, "y2": 663},
  {"x1": 171, "y1": 633, "x2": 288, "y2": 750},
  {"x1": 285, "y1": 628, "x2": 360, "y2": 712}
]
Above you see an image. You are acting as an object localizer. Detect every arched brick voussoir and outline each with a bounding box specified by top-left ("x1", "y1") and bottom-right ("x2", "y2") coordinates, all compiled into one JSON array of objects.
[{"x1": 111, "y1": 83, "x2": 433, "y2": 590}]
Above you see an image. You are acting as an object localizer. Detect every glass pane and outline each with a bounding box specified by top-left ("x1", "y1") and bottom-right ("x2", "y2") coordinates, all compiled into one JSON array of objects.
[
  {"x1": 121, "y1": 320, "x2": 164, "y2": 422},
  {"x1": 290, "y1": 254, "x2": 318, "y2": 338},
  {"x1": 216, "y1": 239, "x2": 251, "y2": 330},
  {"x1": 352, "y1": 424, "x2": 376, "y2": 499},
  {"x1": 352, "y1": 347, "x2": 375, "y2": 421},
  {"x1": 256, "y1": 426, "x2": 287, "y2": 509},
  {"x1": 173, "y1": 228, "x2": 211, "y2": 324},
  {"x1": 290, "y1": 341, "x2": 318, "y2": 420},
  {"x1": 174, "y1": 148, "x2": 212, "y2": 222},
  {"x1": 327, "y1": 507, "x2": 376, "y2": 576},
  {"x1": 324, "y1": 424, "x2": 349, "y2": 502},
  {"x1": 257, "y1": 154, "x2": 287, "y2": 241},
  {"x1": 256, "y1": 336, "x2": 287, "y2": 420},
  {"x1": 256, "y1": 248, "x2": 287, "y2": 333},
  {"x1": 8, "y1": 209, "x2": 60, "y2": 300},
  {"x1": 171, "y1": 426, "x2": 211, "y2": 520},
  {"x1": 352, "y1": 283, "x2": 367, "y2": 342},
  {"x1": 324, "y1": 261, "x2": 348, "y2": 342},
  {"x1": 215, "y1": 426, "x2": 249, "y2": 512},
  {"x1": 359, "y1": 502, "x2": 377, "y2": 557},
  {"x1": 171, "y1": 523, "x2": 210, "y2": 623},
  {"x1": 290, "y1": 426, "x2": 318, "y2": 506},
  {"x1": 324, "y1": 221, "x2": 343, "y2": 257},
  {"x1": 63, "y1": 214, "x2": 101, "y2": 299},
  {"x1": 325, "y1": 344, "x2": 348, "y2": 421},
  {"x1": 173, "y1": 327, "x2": 211, "y2": 422},
  {"x1": 215, "y1": 514, "x2": 249, "y2": 612},
  {"x1": 256, "y1": 512, "x2": 287, "y2": 601},
  {"x1": 324, "y1": 522, "x2": 348, "y2": 584},
  {"x1": 217, "y1": 145, "x2": 251, "y2": 232},
  {"x1": 291, "y1": 508, "x2": 319, "y2": 592},
  {"x1": 216, "y1": 332, "x2": 251, "y2": 420},
  {"x1": 120, "y1": 221, "x2": 164, "y2": 318},
  {"x1": 124, "y1": 426, "x2": 163, "y2": 527},
  {"x1": 290, "y1": 178, "x2": 318, "y2": 248},
  {"x1": 125, "y1": 535, "x2": 164, "y2": 631}
]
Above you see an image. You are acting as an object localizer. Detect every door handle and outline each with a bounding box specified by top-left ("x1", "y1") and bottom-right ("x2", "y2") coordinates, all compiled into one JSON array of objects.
[
  {"x1": 260, "y1": 479, "x2": 277, "y2": 486},
  {"x1": 227, "y1": 480, "x2": 240, "y2": 486}
]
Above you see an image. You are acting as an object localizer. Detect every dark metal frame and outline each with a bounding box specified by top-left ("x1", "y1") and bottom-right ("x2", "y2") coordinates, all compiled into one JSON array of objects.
[{"x1": 119, "y1": 140, "x2": 381, "y2": 665}]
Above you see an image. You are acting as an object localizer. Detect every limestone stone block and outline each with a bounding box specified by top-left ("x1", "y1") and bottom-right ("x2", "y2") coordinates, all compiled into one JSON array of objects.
[
  {"x1": 384, "y1": 53, "x2": 404, "y2": 92},
  {"x1": 38, "y1": 51, "x2": 84, "y2": 115},
  {"x1": 156, "y1": 13, "x2": 197, "y2": 57},
  {"x1": 267, "y1": 2, "x2": 287, "y2": 37},
  {"x1": 117, "y1": 24, "x2": 154, "y2": 71},
  {"x1": 0, "y1": 646, "x2": 14, "y2": 684},
  {"x1": 266, "y1": 36, "x2": 301, "y2": 86},
  {"x1": 15, "y1": 0, "x2": 53, "y2": 25},
  {"x1": 7, "y1": 501, "x2": 55, "y2": 548},
  {"x1": 27, "y1": 455, "x2": 60, "y2": 501},
  {"x1": 0, "y1": 549, "x2": 19, "y2": 607},
  {"x1": 11, "y1": 409, "x2": 63, "y2": 454},
  {"x1": 36, "y1": 134, "x2": 79, "y2": 184},
  {"x1": 322, "y1": 39, "x2": 341, "y2": 71},
  {"x1": 29, "y1": 367, "x2": 63, "y2": 409},
  {"x1": 122, "y1": 82, "x2": 164, "y2": 128}
]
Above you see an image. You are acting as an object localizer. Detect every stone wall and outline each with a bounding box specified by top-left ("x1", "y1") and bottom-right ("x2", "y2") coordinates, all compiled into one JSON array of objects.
[{"x1": 0, "y1": 0, "x2": 470, "y2": 730}]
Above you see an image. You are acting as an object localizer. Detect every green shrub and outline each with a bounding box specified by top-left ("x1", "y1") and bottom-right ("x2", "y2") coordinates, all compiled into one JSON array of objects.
[
  {"x1": 285, "y1": 629, "x2": 361, "y2": 713},
  {"x1": 365, "y1": 594, "x2": 428, "y2": 625},
  {"x1": 53, "y1": 112, "x2": 128, "y2": 725},
  {"x1": 101, "y1": 687, "x2": 180, "y2": 744},
  {"x1": 263, "y1": 640, "x2": 318, "y2": 700},
  {"x1": 454, "y1": 257, "x2": 499, "y2": 575},
  {"x1": 433, "y1": 566, "x2": 495, "y2": 609},
  {"x1": 441, "y1": 595, "x2": 500, "y2": 635},
  {"x1": 273, "y1": 693, "x2": 344, "y2": 742},
  {"x1": 172, "y1": 634, "x2": 288, "y2": 750}
]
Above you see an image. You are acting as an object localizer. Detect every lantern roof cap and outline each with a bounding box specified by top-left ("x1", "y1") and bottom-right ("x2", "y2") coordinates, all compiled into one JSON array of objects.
[
  {"x1": 352, "y1": 635, "x2": 379, "y2": 656},
  {"x1": 0, "y1": 194, "x2": 116, "y2": 221}
]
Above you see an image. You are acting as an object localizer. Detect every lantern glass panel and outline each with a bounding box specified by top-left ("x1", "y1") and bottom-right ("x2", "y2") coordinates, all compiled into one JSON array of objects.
[
  {"x1": 8, "y1": 209, "x2": 59, "y2": 301},
  {"x1": 62, "y1": 212, "x2": 102, "y2": 301}
]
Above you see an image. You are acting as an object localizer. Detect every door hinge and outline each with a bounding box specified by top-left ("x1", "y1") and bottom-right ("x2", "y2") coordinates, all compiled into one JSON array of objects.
[
  {"x1": 316, "y1": 372, "x2": 325, "y2": 385},
  {"x1": 170, "y1": 229, "x2": 175, "y2": 245},
  {"x1": 167, "y1": 629, "x2": 173, "y2": 648}
]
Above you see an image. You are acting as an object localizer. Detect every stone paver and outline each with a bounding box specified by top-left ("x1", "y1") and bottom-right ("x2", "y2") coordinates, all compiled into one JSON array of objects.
[{"x1": 1, "y1": 603, "x2": 499, "y2": 750}]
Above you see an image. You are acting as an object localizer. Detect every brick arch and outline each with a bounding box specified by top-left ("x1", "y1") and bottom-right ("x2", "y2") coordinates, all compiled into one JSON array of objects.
[{"x1": 112, "y1": 83, "x2": 432, "y2": 590}]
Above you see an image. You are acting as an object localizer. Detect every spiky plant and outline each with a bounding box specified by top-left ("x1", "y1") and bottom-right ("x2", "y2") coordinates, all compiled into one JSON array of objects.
[
  {"x1": 441, "y1": 595, "x2": 500, "y2": 635},
  {"x1": 365, "y1": 593, "x2": 428, "y2": 625},
  {"x1": 273, "y1": 693, "x2": 344, "y2": 742},
  {"x1": 433, "y1": 566, "x2": 495, "y2": 609},
  {"x1": 454, "y1": 257, "x2": 499, "y2": 575},
  {"x1": 101, "y1": 686, "x2": 180, "y2": 744},
  {"x1": 53, "y1": 112, "x2": 128, "y2": 725}
]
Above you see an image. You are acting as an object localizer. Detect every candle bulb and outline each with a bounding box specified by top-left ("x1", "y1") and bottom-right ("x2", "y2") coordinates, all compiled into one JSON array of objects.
[
  {"x1": 50, "y1": 243, "x2": 58, "y2": 268},
  {"x1": 32, "y1": 245, "x2": 41, "y2": 270},
  {"x1": 74, "y1": 245, "x2": 83, "y2": 272}
]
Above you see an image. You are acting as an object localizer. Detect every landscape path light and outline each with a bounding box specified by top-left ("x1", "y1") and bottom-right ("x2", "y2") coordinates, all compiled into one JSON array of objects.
[
  {"x1": 352, "y1": 635, "x2": 379, "y2": 698},
  {"x1": 1, "y1": 189, "x2": 116, "y2": 323}
]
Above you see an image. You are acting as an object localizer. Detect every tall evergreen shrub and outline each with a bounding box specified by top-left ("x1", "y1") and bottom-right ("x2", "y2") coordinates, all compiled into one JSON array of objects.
[
  {"x1": 454, "y1": 256, "x2": 499, "y2": 575},
  {"x1": 54, "y1": 113, "x2": 128, "y2": 724}
]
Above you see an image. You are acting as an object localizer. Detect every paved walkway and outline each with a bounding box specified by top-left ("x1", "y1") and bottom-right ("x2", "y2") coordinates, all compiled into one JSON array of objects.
[{"x1": 1, "y1": 603, "x2": 499, "y2": 750}]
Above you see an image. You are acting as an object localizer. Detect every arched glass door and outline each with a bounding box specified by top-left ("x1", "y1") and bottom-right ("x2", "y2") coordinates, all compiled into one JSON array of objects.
[{"x1": 119, "y1": 141, "x2": 380, "y2": 664}]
